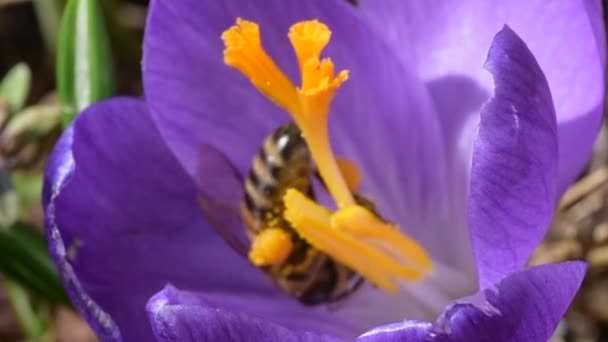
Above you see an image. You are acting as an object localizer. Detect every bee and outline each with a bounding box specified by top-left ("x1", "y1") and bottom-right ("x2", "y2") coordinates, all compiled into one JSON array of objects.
[
  {"x1": 197, "y1": 123, "x2": 375, "y2": 305},
  {"x1": 241, "y1": 123, "x2": 364, "y2": 305}
]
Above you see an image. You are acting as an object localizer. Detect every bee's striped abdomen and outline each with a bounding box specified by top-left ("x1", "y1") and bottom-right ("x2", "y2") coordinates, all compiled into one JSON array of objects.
[{"x1": 243, "y1": 123, "x2": 312, "y2": 229}]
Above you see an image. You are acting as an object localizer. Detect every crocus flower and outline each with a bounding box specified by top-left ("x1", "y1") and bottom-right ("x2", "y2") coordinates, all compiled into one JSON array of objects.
[{"x1": 43, "y1": 1, "x2": 605, "y2": 341}]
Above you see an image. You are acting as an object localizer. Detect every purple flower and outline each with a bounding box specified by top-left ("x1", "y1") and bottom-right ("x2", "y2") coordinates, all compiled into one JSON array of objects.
[{"x1": 43, "y1": 1, "x2": 605, "y2": 341}]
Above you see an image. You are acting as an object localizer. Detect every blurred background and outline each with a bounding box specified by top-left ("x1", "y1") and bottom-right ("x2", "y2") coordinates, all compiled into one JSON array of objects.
[
  {"x1": 0, "y1": 1, "x2": 147, "y2": 340},
  {"x1": 0, "y1": 0, "x2": 607, "y2": 341}
]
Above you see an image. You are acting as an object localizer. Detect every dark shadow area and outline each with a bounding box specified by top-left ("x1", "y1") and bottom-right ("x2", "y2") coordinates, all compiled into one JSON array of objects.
[{"x1": 426, "y1": 74, "x2": 489, "y2": 153}]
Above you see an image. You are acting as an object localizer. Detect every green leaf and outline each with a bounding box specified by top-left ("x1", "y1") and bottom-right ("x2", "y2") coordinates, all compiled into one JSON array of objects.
[
  {"x1": 12, "y1": 172, "x2": 44, "y2": 212},
  {"x1": 0, "y1": 168, "x2": 19, "y2": 230},
  {"x1": 5, "y1": 277, "x2": 48, "y2": 340},
  {"x1": 0, "y1": 63, "x2": 32, "y2": 113},
  {"x1": 32, "y1": 0, "x2": 62, "y2": 56},
  {"x1": 0, "y1": 222, "x2": 70, "y2": 306},
  {"x1": 57, "y1": 0, "x2": 114, "y2": 127}
]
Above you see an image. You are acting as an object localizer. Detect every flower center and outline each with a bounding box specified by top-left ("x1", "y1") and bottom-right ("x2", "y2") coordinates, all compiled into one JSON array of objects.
[{"x1": 222, "y1": 19, "x2": 433, "y2": 293}]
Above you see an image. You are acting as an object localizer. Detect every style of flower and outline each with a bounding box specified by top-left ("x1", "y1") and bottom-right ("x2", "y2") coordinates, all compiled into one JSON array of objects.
[{"x1": 43, "y1": 1, "x2": 605, "y2": 341}]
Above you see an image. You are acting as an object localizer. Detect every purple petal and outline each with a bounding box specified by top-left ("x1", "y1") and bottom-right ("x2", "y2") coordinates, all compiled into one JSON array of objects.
[
  {"x1": 147, "y1": 285, "x2": 354, "y2": 341},
  {"x1": 44, "y1": 98, "x2": 300, "y2": 341},
  {"x1": 143, "y1": 0, "x2": 473, "y2": 280},
  {"x1": 357, "y1": 262, "x2": 586, "y2": 342},
  {"x1": 468, "y1": 26, "x2": 557, "y2": 288},
  {"x1": 361, "y1": 0, "x2": 605, "y2": 194}
]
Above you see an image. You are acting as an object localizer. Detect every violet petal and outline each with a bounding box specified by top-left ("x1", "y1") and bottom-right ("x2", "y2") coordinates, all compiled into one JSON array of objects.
[
  {"x1": 468, "y1": 26, "x2": 557, "y2": 288},
  {"x1": 357, "y1": 262, "x2": 586, "y2": 342},
  {"x1": 143, "y1": 0, "x2": 470, "y2": 278},
  {"x1": 143, "y1": 0, "x2": 366, "y2": 177},
  {"x1": 360, "y1": 0, "x2": 605, "y2": 194},
  {"x1": 44, "y1": 98, "x2": 293, "y2": 341},
  {"x1": 147, "y1": 285, "x2": 356, "y2": 341}
]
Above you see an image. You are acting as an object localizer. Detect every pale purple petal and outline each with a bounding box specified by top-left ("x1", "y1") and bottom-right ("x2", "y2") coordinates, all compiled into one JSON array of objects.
[
  {"x1": 357, "y1": 262, "x2": 586, "y2": 342},
  {"x1": 143, "y1": 0, "x2": 474, "y2": 281},
  {"x1": 143, "y1": 0, "x2": 482, "y2": 330},
  {"x1": 331, "y1": 262, "x2": 473, "y2": 334},
  {"x1": 361, "y1": 0, "x2": 605, "y2": 194},
  {"x1": 468, "y1": 26, "x2": 557, "y2": 288}
]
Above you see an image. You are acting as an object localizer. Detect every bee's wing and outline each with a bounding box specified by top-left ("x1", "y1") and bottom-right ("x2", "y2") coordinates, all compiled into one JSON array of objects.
[{"x1": 196, "y1": 144, "x2": 250, "y2": 258}]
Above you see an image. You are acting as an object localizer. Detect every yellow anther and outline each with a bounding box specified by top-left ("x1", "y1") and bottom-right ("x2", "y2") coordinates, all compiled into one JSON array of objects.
[
  {"x1": 336, "y1": 157, "x2": 362, "y2": 192},
  {"x1": 222, "y1": 18, "x2": 300, "y2": 116},
  {"x1": 332, "y1": 206, "x2": 433, "y2": 273},
  {"x1": 284, "y1": 189, "x2": 426, "y2": 293},
  {"x1": 248, "y1": 228, "x2": 293, "y2": 266}
]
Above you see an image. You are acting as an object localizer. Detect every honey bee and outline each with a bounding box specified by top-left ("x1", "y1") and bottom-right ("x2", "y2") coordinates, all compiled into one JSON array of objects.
[
  {"x1": 241, "y1": 123, "x2": 364, "y2": 305},
  {"x1": 197, "y1": 123, "x2": 374, "y2": 305}
]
